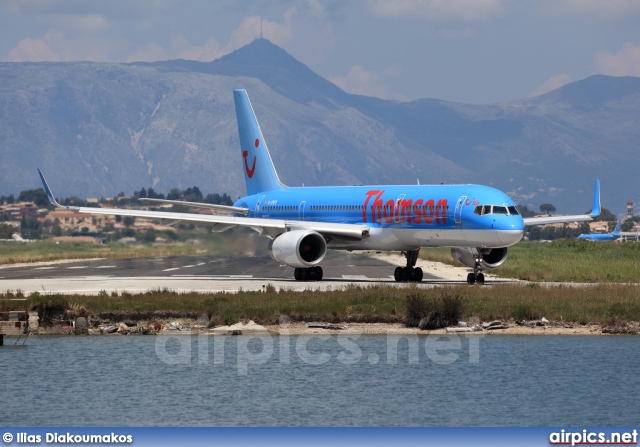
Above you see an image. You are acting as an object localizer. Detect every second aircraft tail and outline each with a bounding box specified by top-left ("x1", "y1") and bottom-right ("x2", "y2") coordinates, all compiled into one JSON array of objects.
[{"x1": 233, "y1": 89, "x2": 284, "y2": 196}]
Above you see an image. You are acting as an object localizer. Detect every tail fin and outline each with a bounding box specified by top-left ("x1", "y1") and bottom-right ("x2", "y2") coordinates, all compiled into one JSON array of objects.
[
  {"x1": 614, "y1": 218, "x2": 622, "y2": 233},
  {"x1": 589, "y1": 179, "x2": 601, "y2": 217},
  {"x1": 233, "y1": 89, "x2": 284, "y2": 195}
]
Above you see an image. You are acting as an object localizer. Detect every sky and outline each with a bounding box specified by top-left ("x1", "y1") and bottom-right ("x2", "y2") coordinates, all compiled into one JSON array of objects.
[{"x1": 1, "y1": 0, "x2": 640, "y2": 104}]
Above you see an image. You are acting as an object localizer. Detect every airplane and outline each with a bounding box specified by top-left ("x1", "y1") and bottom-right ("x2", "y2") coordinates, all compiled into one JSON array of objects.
[
  {"x1": 37, "y1": 89, "x2": 601, "y2": 285},
  {"x1": 577, "y1": 218, "x2": 621, "y2": 241}
]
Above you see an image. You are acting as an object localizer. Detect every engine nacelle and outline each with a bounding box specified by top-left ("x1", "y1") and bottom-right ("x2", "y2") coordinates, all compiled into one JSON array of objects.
[
  {"x1": 450, "y1": 247, "x2": 508, "y2": 271},
  {"x1": 268, "y1": 230, "x2": 327, "y2": 268}
]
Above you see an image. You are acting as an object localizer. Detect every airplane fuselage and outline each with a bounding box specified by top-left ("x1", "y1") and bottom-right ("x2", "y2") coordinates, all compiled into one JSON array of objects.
[
  {"x1": 235, "y1": 183, "x2": 524, "y2": 251},
  {"x1": 577, "y1": 233, "x2": 619, "y2": 241}
]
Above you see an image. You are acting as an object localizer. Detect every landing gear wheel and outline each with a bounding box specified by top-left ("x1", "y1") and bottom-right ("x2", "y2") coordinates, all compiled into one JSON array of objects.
[
  {"x1": 394, "y1": 266, "x2": 423, "y2": 283},
  {"x1": 476, "y1": 273, "x2": 485, "y2": 285},
  {"x1": 294, "y1": 266, "x2": 323, "y2": 281},
  {"x1": 394, "y1": 249, "x2": 424, "y2": 282},
  {"x1": 467, "y1": 272, "x2": 476, "y2": 285}
]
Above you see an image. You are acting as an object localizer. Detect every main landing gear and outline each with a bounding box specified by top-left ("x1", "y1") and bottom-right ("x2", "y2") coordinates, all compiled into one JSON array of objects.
[
  {"x1": 394, "y1": 249, "x2": 423, "y2": 282},
  {"x1": 294, "y1": 266, "x2": 323, "y2": 281},
  {"x1": 466, "y1": 259, "x2": 485, "y2": 285}
]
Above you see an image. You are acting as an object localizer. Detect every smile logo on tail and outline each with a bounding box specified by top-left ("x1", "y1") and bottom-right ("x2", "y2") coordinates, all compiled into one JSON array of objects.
[{"x1": 243, "y1": 139, "x2": 259, "y2": 178}]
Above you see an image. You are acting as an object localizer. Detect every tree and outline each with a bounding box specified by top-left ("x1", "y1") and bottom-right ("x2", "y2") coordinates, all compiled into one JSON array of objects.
[
  {"x1": 167, "y1": 188, "x2": 182, "y2": 200},
  {"x1": 18, "y1": 188, "x2": 49, "y2": 208},
  {"x1": 516, "y1": 204, "x2": 536, "y2": 218},
  {"x1": 592, "y1": 208, "x2": 616, "y2": 222},
  {"x1": 184, "y1": 186, "x2": 203, "y2": 202},
  {"x1": 539, "y1": 203, "x2": 556, "y2": 214},
  {"x1": 123, "y1": 216, "x2": 136, "y2": 227},
  {"x1": 622, "y1": 216, "x2": 640, "y2": 232},
  {"x1": 0, "y1": 223, "x2": 15, "y2": 239},
  {"x1": 0, "y1": 194, "x2": 15, "y2": 205}
]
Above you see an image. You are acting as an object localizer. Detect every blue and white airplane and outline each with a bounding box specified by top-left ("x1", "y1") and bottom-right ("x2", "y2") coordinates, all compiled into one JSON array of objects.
[
  {"x1": 38, "y1": 89, "x2": 601, "y2": 285},
  {"x1": 577, "y1": 218, "x2": 621, "y2": 241}
]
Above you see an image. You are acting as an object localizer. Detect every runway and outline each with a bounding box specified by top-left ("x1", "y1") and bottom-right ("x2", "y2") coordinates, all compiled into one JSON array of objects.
[{"x1": 0, "y1": 252, "x2": 456, "y2": 295}]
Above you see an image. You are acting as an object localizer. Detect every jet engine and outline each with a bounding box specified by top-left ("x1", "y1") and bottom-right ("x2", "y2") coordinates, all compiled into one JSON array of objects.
[
  {"x1": 450, "y1": 247, "x2": 508, "y2": 271},
  {"x1": 268, "y1": 230, "x2": 327, "y2": 268}
]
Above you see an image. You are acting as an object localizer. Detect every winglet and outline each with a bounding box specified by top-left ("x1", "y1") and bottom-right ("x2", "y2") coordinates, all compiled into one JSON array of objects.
[
  {"x1": 589, "y1": 179, "x2": 601, "y2": 217},
  {"x1": 37, "y1": 168, "x2": 65, "y2": 208}
]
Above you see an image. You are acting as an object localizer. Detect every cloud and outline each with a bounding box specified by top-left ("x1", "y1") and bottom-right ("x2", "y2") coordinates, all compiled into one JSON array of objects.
[
  {"x1": 7, "y1": 35, "x2": 61, "y2": 62},
  {"x1": 528, "y1": 73, "x2": 573, "y2": 97},
  {"x1": 594, "y1": 42, "x2": 640, "y2": 76},
  {"x1": 6, "y1": 30, "x2": 116, "y2": 62},
  {"x1": 124, "y1": 42, "x2": 169, "y2": 63},
  {"x1": 50, "y1": 14, "x2": 110, "y2": 32},
  {"x1": 123, "y1": 1, "x2": 332, "y2": 63},
  {"x1": 171, "y1": 36, "x2": 223, "y2": 62},
  {"x1": 330, "y1": 64, "x2": 394, "y2": 99},
  {"x1": 539, "y1": 0, "x2": 640, "y2": 20},
  {"x1": 370, "y1": 0, "x2": 505, "y2": 21},
  {"x1": 5, "y1": 0, "x2": 336, "y2": 64}
]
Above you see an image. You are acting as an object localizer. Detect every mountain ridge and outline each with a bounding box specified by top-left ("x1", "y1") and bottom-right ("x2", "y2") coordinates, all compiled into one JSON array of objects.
[{"x1": 1, "y1": 39, "x2": 639, "y2": 214}]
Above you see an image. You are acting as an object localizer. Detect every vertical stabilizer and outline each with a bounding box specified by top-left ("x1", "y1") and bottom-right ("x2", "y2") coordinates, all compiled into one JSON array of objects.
[
  {"x1": 234, "y1": 89, "x2": 284, "y2": 195},
  {"x1": 613, "y1": 218, "x2": 622, "y2": 234}
]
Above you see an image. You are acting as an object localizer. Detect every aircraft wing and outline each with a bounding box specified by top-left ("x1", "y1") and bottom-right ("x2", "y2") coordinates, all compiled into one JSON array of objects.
[
  {"x1": 522, "y1": 179, "x2": 601, "y2": 227},
  {"x1": 138, "y1": 198, "x2": 249, "y2": 216},
  {"x1": 38, "y1": 169, "x2": 369, "y2": 241}
]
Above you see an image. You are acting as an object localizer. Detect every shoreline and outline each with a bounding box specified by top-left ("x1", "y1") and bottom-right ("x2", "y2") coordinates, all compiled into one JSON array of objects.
[{"x1": 17, "y1": 320, "x2": 637, "y2": 337}]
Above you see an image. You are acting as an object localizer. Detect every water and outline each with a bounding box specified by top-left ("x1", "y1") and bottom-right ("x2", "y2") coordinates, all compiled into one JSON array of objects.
[{"x1": 1, "y1": 334, "x2": 638, "y2": 426}]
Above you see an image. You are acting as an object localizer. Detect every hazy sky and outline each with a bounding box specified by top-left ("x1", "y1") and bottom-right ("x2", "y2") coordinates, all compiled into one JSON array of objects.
[{"x1": 2, "y1": 0, "x2": 640, "y2": 104}]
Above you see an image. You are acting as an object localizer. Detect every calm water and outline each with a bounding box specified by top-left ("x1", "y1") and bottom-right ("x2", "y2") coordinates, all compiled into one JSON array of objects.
[{"x1": 0, "y1": 334, "x2": 638, "y2": 426}]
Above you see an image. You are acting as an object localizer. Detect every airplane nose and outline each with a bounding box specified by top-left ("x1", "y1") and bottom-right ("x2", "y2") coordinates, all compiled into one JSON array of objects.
[
  {"x1": 495, "y1": 217, "x2": 524, "y2": 245},
  {"x1": 497, "y1": 229, "x2": 524, "y2": 245}
]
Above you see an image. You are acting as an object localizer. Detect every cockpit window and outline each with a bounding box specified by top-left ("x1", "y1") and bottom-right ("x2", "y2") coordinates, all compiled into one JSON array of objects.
[{"x1": 474, "y1": 204, "x2": 520, "y2": 216}]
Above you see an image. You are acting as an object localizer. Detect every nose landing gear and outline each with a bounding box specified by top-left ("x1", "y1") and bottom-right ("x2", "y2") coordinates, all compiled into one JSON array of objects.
[
  {"x1": 466, "y1": 272, "x2": 485, "y2": 285},
  {"x1": 466, "y1": 258, "x2": 485, "y2": 285}
]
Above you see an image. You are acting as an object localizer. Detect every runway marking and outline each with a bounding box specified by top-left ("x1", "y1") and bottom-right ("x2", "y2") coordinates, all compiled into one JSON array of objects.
[
  {"x1": 171, "y1": 274, "x2": 254, "y2": 278},
  {"x1": 163, "y1": 267, "x2": 180, "y2": 272},
  {"x1": 67, "y1": 266, "x2": 88, "y2": 269},
  {"x1": 342, "y1": 275, "x2": 368, "y2": 280},
  {"x1": 33, "y1": 266, "x2": 56, "y2": 270},
  {"x1": 196, "y1": 262, "x2": 205, "y2": 266},
  {"x1": 95, "y1": 265, "x2": 116, "y2": 269},
  {"x1": 182, "y1": 265, "x2": 195, "y2": 268}
]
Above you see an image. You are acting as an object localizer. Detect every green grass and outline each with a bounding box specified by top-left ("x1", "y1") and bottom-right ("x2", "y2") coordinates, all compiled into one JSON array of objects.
[
  {"x1": 5, "y1": 283, "x2": 640, "y2": 326},
  {"x1": 493, "y1": 240, "x2": 640, "y2": 283},
  {"x1": 3, "y1": 236, "x2": 640, "y2": 327},
  {"x1": 0, "y1": 229, "x2": 269, "y2": 265}
]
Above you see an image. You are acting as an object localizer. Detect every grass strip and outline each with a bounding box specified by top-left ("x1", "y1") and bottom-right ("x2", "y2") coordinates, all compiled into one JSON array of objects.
[{"x1": 4, "y1": 283, "x2": 639, "y2": 327}]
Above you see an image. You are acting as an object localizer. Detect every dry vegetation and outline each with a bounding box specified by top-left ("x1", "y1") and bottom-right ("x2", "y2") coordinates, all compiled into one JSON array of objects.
[{"x1": 4, "y1": 283, "x2": 639, "y2": 328}]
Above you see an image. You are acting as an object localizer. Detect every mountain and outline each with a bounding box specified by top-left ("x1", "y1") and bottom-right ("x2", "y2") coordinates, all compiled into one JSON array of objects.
[{"x1": 1, "y1": 38, "x2": 639, "y2": 214}]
